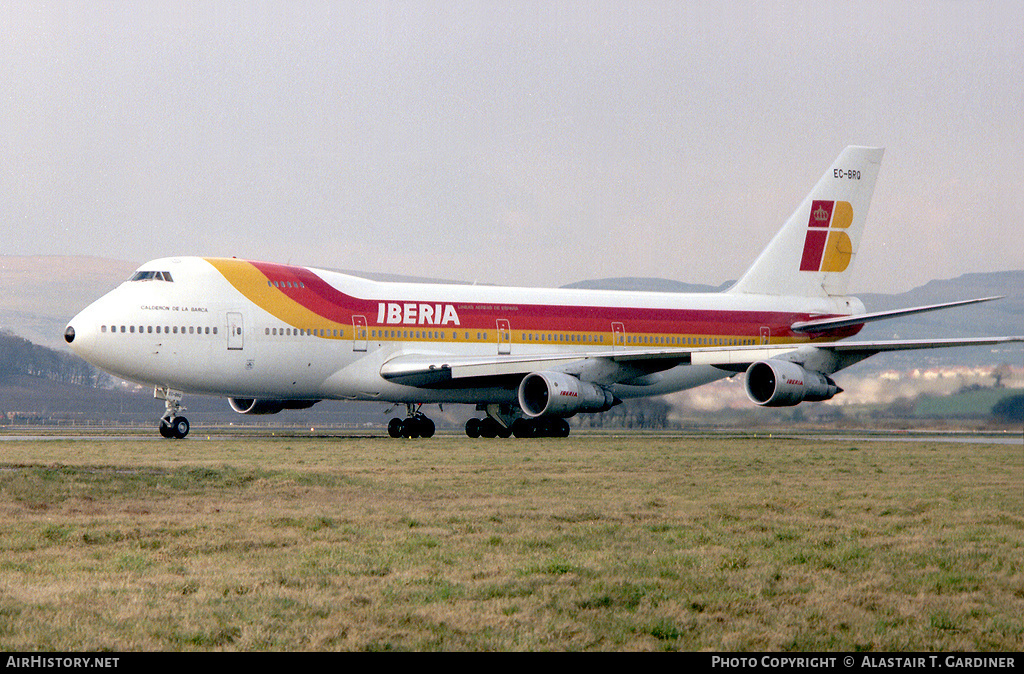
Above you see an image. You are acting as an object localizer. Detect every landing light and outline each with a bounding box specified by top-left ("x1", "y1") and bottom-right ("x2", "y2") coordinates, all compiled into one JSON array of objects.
[{"x1": 64, "y1": 326, "x2": 75, "y2": 344}]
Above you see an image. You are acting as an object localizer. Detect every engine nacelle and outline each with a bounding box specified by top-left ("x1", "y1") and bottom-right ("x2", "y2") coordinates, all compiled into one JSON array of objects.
[
  {"x1": 518, "y1": 371, "x2": 617, "y2": 418},
  {"x1": 744, "y1": 360, "x2": 841, "y2": 407},
  {"x1": 228, "y1": 398, "x2": 320, "y2": 415}
]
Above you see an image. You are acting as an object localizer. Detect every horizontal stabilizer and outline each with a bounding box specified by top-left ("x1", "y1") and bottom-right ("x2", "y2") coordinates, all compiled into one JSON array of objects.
[{"x1": 791, "y1": 296, "x2": 1004, "y2": 334}]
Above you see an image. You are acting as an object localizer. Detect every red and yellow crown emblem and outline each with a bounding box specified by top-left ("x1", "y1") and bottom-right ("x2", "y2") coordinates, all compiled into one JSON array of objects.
[{"x1": 800, "y1": 200, "x2": 854, "y2": 272}]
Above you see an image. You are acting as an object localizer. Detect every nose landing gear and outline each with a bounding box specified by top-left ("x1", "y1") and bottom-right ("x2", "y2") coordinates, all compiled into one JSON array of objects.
[
  {"x1": 155, "y1": 387, "x2": 190, "y2": 439},
  {"x1": 159, "y1": 416, "x2": 190, "y2": 439}
]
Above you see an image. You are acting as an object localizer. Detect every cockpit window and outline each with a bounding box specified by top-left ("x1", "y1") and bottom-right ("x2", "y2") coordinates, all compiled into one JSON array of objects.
[{"x1": 130, "y1": 271, "x2": 174, "y2": 282}]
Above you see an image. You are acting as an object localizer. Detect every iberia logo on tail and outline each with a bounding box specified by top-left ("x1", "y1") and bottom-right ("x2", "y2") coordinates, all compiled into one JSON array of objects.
[{"x1": 799, "y1": 200, "x2": 854, "y2": 272}]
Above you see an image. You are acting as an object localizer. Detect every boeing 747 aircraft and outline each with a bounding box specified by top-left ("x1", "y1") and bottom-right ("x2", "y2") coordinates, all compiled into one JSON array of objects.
[{"x1": 64, "y1": 147, "x2": 1021, "y2": 438}]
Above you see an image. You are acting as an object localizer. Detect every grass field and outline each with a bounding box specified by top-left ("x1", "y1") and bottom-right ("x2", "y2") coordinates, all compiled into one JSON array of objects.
[{"x1": 0, "y1": 432, "x2": 1021, "y2": 651}]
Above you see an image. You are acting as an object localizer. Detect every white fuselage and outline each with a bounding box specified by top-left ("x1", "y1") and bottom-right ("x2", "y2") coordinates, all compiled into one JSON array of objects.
[{"x1": 65, "y1": 256, "x2": 861, "y2": 406}]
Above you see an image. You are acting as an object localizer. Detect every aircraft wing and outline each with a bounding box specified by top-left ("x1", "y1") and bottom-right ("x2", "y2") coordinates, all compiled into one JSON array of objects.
[
  {"x1": 380, "y1": 335, "x2": 1024, "y2": 388},
  {"x1": 691, "y1": 336, "x2": 1024, "y2": 376}
]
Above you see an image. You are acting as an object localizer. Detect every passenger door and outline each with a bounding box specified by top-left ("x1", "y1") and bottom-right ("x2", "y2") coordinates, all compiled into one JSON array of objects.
[
  {"x1": 227, "y1": 312, "x2": 244, "y2": 350},
  {"x1": 497, "y1": 319, "x2": 511, "y2": 355},
  {"x1": 352, "y1": 315, "x2": 368, "y2": 351},
  {"x1": 612, "y1": 322, "x2": 626, "y2": 351}
]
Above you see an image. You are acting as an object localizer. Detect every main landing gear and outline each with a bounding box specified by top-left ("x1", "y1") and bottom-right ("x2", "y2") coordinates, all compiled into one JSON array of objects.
[
  {"x1": 464, "y1": 403, "x2": 572, "y2": 439},
  {"x1": 388, "y1": 404, "x2": 436, "y2": 438},
  {"x1": 156, "y1": 387, "x2": 190, "y2": 439},
  {"x1": 384, "y1": 404, "x2": 572, "y2": 439},
  {"x1": 466, "y1": 416, "x2": 570, "y2": 438}
]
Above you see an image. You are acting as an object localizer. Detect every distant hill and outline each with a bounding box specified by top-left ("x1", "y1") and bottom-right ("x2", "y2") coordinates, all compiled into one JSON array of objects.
[
  {"x1": 849, "y1": 271, "x2": 1024, "y2": 371},
  {"x1": 1, "y1": 256, "x2": 137, "y2": 349},
  {"x1": 857, "y1": 271, "x2": 1024, "y2": 339}
]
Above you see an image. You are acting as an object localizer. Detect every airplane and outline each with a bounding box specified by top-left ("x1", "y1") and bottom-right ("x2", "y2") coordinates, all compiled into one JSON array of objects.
[{"x1": 63, "y1": 146, "x2": 1021, "y2": 439}]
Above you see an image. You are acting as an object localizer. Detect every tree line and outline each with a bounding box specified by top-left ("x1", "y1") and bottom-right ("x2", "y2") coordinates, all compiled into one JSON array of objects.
[{"x1": 0, "y1": 332, "x2": 104, "y2": 387}]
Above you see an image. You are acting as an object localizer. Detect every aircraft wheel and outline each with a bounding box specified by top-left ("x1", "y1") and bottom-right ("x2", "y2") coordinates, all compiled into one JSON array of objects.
[
  {"x1": 169, "y1": 416, "x2": 190, "y2": 439},
  {"x1": 511, "y1": 418, "x2": 533, "y2": 438},
  {"x1": 416, "y1": 415, "x2": 435, "y2": 438},
  {"x1": 479, "y1": 417, "x2": 498, "y2": 438},
  {"x1": 465, "y1": 418, "x2": 481, "y2": 438},
  {"x1": 388, "y1": 418, "x2": 404, "y2": 438},
  {"x1": 557, "y1": 419, "x2": 571, "y2": 437},
  {"x1": 496, "y1": 423, "x2": 512, "y2": 438},
  {"x1": 536, "y1": 413, "x2": 552, "y2": 436},
  {"x1": 159, "y1": 419, "x2": 174, "y2": 438},
  {"x1": 401, "y1": 418, "x2": 420, "y2": 438}
]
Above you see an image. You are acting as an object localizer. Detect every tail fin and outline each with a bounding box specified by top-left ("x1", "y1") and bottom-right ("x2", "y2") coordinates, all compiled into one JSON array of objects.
[{"x1": 728, "y1": 146, "x2": 884, "y2": 298}]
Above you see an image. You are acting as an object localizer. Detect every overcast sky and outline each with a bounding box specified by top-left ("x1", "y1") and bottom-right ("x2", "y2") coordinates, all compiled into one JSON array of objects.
[{"x1": 2, "y1": 1, "x2": 1022, "y2": 293}]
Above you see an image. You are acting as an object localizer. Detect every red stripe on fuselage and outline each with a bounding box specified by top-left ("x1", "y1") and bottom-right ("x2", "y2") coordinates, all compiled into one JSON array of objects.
[
  {"x1": 248, "y1": 260, "x2": 375, "y2": 323},
  {"x1": 244, "y1": 261, "x2": 857, "y2": 342}
]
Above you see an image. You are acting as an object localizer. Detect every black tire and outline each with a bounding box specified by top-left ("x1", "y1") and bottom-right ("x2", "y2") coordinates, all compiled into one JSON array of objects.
[
  {"x1": 465, "y1": 418, "x2": 481, "y2": 438},
  {"x1": 159, "y1": 420, "x2": 174, "y2": 438},
  {"x1": 511, "y1": 418, "x2": 533, "y2": 438},
  {"x1": 479, "y1": 417, "x2": 498, "y2": 439},
  {"x1": 170, "y1": 416, "x2": 190, "y2": 439},
  {"x1": 388, "y1": 418, "x2": 403, "y2": 438},
  {"x1": 537, "y1": 417, "x2": 555, "y2": 437},
  {"x1": 401, "y1": 418, "x2": 419, "y2": 438},
  {"x1": 417, "y1": 416, "x2": 435, "y2": 438}
]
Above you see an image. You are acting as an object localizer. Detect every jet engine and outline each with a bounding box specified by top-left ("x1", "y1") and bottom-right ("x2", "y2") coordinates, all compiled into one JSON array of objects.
[
  {"x1": 744, "y1": 360, "x2": 841, "y2": 407},
  {"x1": 518, "y1": 371, "x2": 618, "y2": 418},
  {"x1": 228, "y1": 398, "x2": 321, "y2": 415}
]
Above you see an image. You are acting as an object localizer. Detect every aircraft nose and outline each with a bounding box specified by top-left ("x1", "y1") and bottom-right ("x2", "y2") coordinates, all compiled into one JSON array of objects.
[{"x1": 63, "y1": 308, "x2": 98, "y2": 359}]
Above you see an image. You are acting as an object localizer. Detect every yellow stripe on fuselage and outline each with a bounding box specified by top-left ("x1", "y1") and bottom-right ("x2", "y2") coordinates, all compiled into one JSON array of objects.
[{"x1": 206, "y1": 258, "x2": 348, "y2": 334}]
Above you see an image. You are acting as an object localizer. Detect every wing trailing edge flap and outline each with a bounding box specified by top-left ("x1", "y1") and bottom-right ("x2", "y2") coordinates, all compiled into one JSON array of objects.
[
  {"x1": 379, "y1": 352, "x2": 586, "y2": 388},
  {"x1": 379, "y1": 349, "x2": 697, "y2": 388}
]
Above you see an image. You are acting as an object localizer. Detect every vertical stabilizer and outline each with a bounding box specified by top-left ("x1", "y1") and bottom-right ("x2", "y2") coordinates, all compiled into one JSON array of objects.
[{"x1": 728, "y1": 146, "x2": 884, "y2": 297}]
